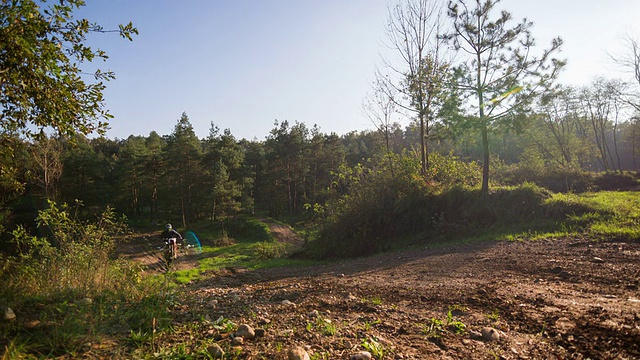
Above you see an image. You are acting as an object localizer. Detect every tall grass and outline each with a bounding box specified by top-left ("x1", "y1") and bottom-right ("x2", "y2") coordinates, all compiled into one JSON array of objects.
[{"x1": 0, "y1": 201, "x2": 175, "y2": 358}]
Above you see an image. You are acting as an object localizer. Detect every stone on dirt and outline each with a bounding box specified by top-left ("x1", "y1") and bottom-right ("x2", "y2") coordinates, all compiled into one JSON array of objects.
[
  {"x1": 481, "y1": 327, "x2": 501, "y2": 342},
  {"x1": 469, "y1": 330, "x2": 483, "y2": 340},
  {"x1": 350, "y1": 351, "x2": 372, "y2": 360},
  {"x1": 592, "y1": 257, "x2": 605, "y2": 263},
  {"x1": 235, "y1": 324, "x2": 255, "y2": 340},
  {"x1": 207, "y1": 343, "x2": 224, "y2": 358},
  {"x1": 288, "y1": 346, "x2": 310, "y2": 360},
  {"x1": 281, "y1": 299, "x2": 296, "y2": 307}
]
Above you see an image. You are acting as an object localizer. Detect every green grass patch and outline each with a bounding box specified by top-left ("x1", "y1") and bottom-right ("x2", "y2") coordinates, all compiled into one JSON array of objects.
[{"x1": 169, "y1": 216, "x2": 318, "y2": 283}]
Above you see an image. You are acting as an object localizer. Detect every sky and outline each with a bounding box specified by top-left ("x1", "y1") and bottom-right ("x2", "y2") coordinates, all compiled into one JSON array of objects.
[{"x1": 75, "y1": 0, "x2": 640, "y2": 141}]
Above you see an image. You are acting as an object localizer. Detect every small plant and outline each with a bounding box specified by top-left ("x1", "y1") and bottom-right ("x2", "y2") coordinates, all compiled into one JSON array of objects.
[
  {"x1": 371, "y1": 296, "x2": 383, "y2": 306},
  {"x1": 254, "y1": 240, "x2": 289, "y2": 260},
  {"x1": 212, "y1": 316, "x2": 237, "y2": 333},
  {"x1": 420, "y1": 318, "x2": 445, "y2": 338},
  {"x1": 487, "y1": 309, "x2": 500, "y2": 321},
  {"x1": 307, "y1": 317, "x2": 338, "y2": 336},
  {"x1": 361, "y1": 337, "x2": 388, "y2": 359},
  {"x1": 362, "y1": 319, "x2": 381, "y2": 331},
  {"x1": 128, "y1": 329, "x2": 153, "y2": 348},
  {"x1": 445, "y1": 310, "x2": 466, "y2": 334}
]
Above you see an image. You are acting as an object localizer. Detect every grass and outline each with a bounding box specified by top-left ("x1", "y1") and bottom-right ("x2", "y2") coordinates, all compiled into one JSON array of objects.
[{"x1": 168, "y1": 216, "x2": 320, "y2": 283}]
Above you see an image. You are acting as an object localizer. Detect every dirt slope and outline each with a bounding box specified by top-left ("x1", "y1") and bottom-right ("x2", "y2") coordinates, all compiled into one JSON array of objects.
[{"x1": 182, "y1": 236, "x2": 640, "y2": 359}]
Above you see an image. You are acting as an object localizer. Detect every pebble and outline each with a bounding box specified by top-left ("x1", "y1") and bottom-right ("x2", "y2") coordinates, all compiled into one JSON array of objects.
[
  {"x1": 288, "y1": 346, "x2": 310, "y2": 360},
  {"x1": 2, "y1": 307, "x2": 15, "y2": 322},
  {"x1": 281, "y1": 300, "x2": 296, "y2": 307},
  {"x1": 235, "y1": 324, "x2": 255, "y2": 340},
  {"x1": 481, "y1": 327, "x2": 500, "y2": 342},
  {"x1": 350, "y1": 351, "x2": 372, "y2": 360},
  {"x1": 207, "y1": 343, "x2": 225, "y2": 358},
  {"x1": 592, "y1": 257, "x2": 604, "y2": 263}
]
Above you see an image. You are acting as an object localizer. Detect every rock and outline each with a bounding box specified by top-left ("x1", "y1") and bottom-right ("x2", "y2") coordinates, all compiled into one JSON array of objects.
[
  {"x1": 79, "y1": 298, "x2": 93, "y2": 305},
  {"x1": 345, "y1": 294, "x2": 358, "y2": 301},
  {"x1": 308, "y1": 310, "x2": 320, "y2": 318},
  {"x1": 469, "y1": 330, "x2": 483, "y2": 340},
  {"x1": 257, "y1": 317, "x2": 271, "y2": 325},
  {"x1": 254, "y1": 328, "x2": 266, "y2": 338},
  {"x1": 481, "y1": 327, "x2": 500, "y2": 342},
  {"x1": 24, "y1": 320, "x2": 40, "y2": 329},
  {"x1": 235, "y1": 324, "x2": 255, "y2": 340},
  {"x1": 232, "y1": 336, "x2": 244, "y2": 345},
  {"x1": 350, "y1": 351, "x2": 372, "y2": 360},
  {"x1": 2, "y1": 307, "x2": 16, "y2": 322},
  {"x1": 592, "y1": 257, "x2": 604, "y2": 263},
  {"x1": 207, "y1": 343, "x2": 225, "y2": 358},
  {"x1": 288, "y1": 346, "x2": 310, "y2": 360},
  {"x1": 281, "y1": 300, "x2": 296, "y2": 307}
]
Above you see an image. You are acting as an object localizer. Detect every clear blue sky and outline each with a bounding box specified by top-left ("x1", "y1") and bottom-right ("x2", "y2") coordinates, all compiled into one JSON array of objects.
[{"x1": 77, "y1": 0, "x2": 640, "y2": 141}]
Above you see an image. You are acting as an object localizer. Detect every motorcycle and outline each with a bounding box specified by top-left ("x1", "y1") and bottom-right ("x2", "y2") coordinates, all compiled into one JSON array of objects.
[{"x1": 163, "y1": 237, "x2": 178, "y2": 265}]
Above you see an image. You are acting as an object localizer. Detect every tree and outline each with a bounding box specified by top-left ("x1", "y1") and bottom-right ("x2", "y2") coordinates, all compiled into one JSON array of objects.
[
  {"x1": 578, "y1": 78, "x2": 627, "y2": 172},
  {"x1": 610, "y1": 34, "x2": 640, "y2": 111},
  {"x1": 165, "y1": 113, "x2": 202, "y2": 227},
  {"x1": 0, "y1": 0, "x2": 137, "y2": 140},
  {"x1": 30, "y1": 135, "x2": 64, "y2": 201},
  {"x1": 382, "y1": 0, "x2": 451, "y2": 176},
  {"x1": 363, "y1": 74, "x2": 399, "y2": 176},
  {"x1": 445, "y1": 0, "x2": 564, "y2": 191}
]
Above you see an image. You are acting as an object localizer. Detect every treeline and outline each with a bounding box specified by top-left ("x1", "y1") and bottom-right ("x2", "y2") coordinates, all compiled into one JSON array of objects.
[{"x1": 2, "y1": 77, "x2": 640, "y2": 239}]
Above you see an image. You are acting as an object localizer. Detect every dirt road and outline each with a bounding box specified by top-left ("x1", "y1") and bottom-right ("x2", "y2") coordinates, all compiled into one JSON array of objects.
[{"x1": 183, "y1": 236, "x2": 639, "y2": 359}]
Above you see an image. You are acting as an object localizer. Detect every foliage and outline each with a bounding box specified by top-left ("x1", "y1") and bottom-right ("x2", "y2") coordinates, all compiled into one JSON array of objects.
[
  {"x1": 0, "y1": 0, "x2": 137, "y2": 140},
  {"x1": 0, "y1": 200, "x2": 181, "y2": 358},
  {"x1": 2, "y1": 200, "x2": 133, "y2": 301},
  {"x1": 444, "y1": 0, "x2": 564, "y2": 191},
  {"x1": 309, "y1": 154, "x2": 435, "y2": 258}
]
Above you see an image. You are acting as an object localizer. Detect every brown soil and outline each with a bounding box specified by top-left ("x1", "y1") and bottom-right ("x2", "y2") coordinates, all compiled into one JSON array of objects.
[{"x1": 125, "y1": 226, "x2": 640, "y2": 359}]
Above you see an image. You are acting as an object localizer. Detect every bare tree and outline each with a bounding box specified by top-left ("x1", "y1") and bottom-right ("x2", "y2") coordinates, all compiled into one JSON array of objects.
[
  {"x1": 363, "y1": 71, "x2": 399, "y2": 175},
  {"x1": 31, "y1": 135, "x2": 63, "y2": 200},
  {"x1": 578, "y1": 78, "x2": 627, "y2": 172},
  {"x1": 610, "y1": 34, "x2": 640, "y2": 112},
  {"x1": 381, "y1": 0, "x2": 451, "y2": 176}
]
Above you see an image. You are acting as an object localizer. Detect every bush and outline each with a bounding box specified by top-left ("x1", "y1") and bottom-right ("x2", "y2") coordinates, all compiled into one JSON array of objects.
[
  {"x1": 308, "y1": 154, "x2": 436, "y2": 258},
  {"x1": 0, "y1": 200, "x2": 178, "y2": 357}
]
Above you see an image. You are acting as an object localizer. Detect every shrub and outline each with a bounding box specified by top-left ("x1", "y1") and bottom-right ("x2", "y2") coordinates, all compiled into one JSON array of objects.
[{"x1": 308, "y1": 154, "x2": 435, "y2": 258}]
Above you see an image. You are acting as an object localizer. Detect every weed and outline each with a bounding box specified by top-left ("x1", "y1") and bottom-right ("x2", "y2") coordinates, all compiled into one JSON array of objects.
[
  {"x1": 212, "y1": 316, "x2": 237, "y2": 333},
  {"x1": 310, "y1": 352, "x2": 331, "y2": 360},
  {"x1": 362, "y1": 337, "x2": 388, "y2": 359},
  {"x1": 307, "y1": 317, "x2": 338, "y2": 336},
  {"x1": 362, "y1": 319, "x2": 381, "y2": 331},
  {"x1": 487, "y1": 309, "x2": 500, "y2": 322}
]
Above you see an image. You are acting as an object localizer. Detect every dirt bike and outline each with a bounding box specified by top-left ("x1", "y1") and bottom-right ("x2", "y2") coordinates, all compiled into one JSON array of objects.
[{"x1": 163, "y1": 237, "x2": 178, "y2": 265}]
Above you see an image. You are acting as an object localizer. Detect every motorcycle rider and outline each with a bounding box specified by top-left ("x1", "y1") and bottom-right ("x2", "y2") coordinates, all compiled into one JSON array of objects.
[{"x1": 161, "y1": 223, "x2": 182, "y2": 259}]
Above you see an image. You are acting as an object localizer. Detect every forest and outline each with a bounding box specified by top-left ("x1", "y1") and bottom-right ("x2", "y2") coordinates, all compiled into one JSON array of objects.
[{"x1": 2, "y1": 0, "x2": 640, "y2": 359}]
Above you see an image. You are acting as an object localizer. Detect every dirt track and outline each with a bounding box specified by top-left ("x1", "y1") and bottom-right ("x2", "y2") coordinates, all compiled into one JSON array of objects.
[
  {"x1": 183, "y1": 237, "x2": 639, "y2": 359},
  {"x1": 121, "y1": 224, "x2": 640, "y2": 359}
]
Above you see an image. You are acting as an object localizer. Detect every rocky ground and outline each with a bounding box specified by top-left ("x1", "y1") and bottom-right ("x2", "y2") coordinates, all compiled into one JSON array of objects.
[{"x1": 122, "y1": 225, "x2": 640, "y2": 359}]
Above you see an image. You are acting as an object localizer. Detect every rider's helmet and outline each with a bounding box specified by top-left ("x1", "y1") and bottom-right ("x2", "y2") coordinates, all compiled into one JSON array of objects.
[{"x1": 165, "y1": 223, "x2": 172, "y2": 230}]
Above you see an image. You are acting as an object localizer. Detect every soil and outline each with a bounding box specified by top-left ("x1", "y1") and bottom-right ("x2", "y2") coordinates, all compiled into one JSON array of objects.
[{"x1": 124, "y1": 224, "x2": 640, "y2": 359}]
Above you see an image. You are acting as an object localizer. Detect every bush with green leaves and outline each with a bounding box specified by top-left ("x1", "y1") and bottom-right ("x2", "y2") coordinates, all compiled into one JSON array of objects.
[
  {"x1": 308, "y1": 154, "x2": 434, "y2": 258},
  {"x1": 0, "y1": 200, "x2": 177, "y2": 357},
  {"x1": 2, "y1": 200, "x2": 136, "y2": 301}
]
